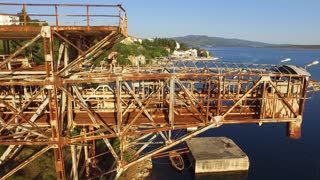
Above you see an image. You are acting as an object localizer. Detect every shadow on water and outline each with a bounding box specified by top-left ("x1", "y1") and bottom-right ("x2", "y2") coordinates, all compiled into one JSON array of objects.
[{"x1": 195, "y1": 171, "x2": 248, "y2": 180}]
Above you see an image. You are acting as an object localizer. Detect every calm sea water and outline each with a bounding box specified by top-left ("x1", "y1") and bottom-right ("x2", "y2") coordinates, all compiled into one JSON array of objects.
[{"x1": 151, "y1": 47, "x2": 320, "y2": 180}]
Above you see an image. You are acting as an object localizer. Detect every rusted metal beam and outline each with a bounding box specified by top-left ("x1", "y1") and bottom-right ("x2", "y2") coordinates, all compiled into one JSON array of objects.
[
  {"x1": 53, "y1": 31, "x2": 85, "y2": 55},
  {"x1": 1, "y1": 145, "x2": 53, "y2": 179},
  {"x1": 221, "y1": 77, "x2": 264, "y2": 120},
  {"x1": 0, "y1": 33, "x2": 42, "y2": 69},
  {"x1": 121, "y1": 80, "x2": 169, "y2": 135},
  {"x1": 175, "y1": 78, "x2": 207, "y2": 122},
  {"x1": 121, "y1": 119, "x2": 223, "y2": 175},
  {"x1": 116, "y1": 77, "x2": 122, "y2": 134},
  {"x1": 0, "y1": 3, "x2": 121, "y2": 8},
  {"x1": 0, "y1": 99, "x2": 47, "y2": 136},
  {"x1": 71, "y1": 145, "x2": 79, "y2": 180},
  {"x1": 55, "y1": 32, "x2": 117, "y2": 76},
  {"x1": 59, "y1": 87, "x2": 115, "y2": 135},
  {"x1": 269, "y1": 80, "x2": 299, "y2": 117},
  {"x1": 131, "y1": 133, "x2": 158, "y2": 159},
  {"x1": 0, "y1": 3, "x2": 314, "y2": 178},
  {"x1": 122, "y1": 81, "x2": 156, "y2": 123},
  {"x1": 169, "y1": 77, "x2": 175, "y2": 127}
]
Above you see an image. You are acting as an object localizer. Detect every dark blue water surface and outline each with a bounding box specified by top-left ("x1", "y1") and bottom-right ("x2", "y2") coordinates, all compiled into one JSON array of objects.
[{"x1": 152, "y1": 47, "x2": 320, "y2": 180}]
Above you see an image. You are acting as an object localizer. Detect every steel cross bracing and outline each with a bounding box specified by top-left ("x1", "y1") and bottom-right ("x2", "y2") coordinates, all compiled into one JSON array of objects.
[
  {"x1": 0, "y1": 59, "x2": 314, "y2": 179},
  {"x1": 0, "y1": 3, "x2": 318, "y2": 180}
]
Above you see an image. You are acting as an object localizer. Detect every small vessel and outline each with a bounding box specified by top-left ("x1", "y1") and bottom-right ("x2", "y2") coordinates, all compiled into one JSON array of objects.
[{"x1": 169, "y1": 150, "x2": 184, "y2": 171}]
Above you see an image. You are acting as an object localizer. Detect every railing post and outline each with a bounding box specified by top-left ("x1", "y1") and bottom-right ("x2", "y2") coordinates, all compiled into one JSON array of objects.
[
  {"x1": 86, "y1": 5, "x2": 90, "y2": 28},
  {"x1": 23, "y1": 4, "x2": 27, "y2": 27},
  {"x1": 123, "y1": 13, "x2": 128, "y2": 36},
  {"x1": 55, "y1": 5, "x2": 58, "y2": 27},
  {"x1": 118, "y1": 6, "x2": 121, "y2": 29}
]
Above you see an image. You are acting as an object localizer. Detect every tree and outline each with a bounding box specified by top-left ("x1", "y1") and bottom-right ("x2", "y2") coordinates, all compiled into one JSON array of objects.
[
  {"x1": 179, "y1": 43, "x2": 189, "y2": 51},
  {"x1": 17, "y1": 8, "x2": 48, "y2": 26}
]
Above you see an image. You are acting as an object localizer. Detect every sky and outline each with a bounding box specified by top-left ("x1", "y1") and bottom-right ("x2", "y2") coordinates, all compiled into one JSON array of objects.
[{"x1": 1, "y1": 0, "x2": 319, "y2": 45}]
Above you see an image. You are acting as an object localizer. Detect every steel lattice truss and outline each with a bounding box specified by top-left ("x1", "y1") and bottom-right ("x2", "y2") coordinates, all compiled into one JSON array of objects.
[{"x1": 0, "y1": 3, "x2": 318, "y2": 180}]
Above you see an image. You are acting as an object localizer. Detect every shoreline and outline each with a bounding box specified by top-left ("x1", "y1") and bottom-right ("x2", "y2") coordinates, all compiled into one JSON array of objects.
[
  {"x1": 120, "y1": 158, "x2": 152, "y2": 180},
  {"x1": 171, "y1": 56, "x2": 219, "y2": 61},
  {"x1": 206, "y1": 46, "x2": 320, "y2": 50}
]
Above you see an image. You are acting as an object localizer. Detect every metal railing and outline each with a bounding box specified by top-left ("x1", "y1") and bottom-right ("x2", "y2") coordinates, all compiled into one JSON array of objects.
[{"x1": 0, "y1": 3, "x2": 127, "y2": 31}]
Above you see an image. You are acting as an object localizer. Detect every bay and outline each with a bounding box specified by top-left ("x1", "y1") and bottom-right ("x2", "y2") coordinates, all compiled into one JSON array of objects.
[{"x1": 151, "y1": 47, "x2": 320, "y2": 180}]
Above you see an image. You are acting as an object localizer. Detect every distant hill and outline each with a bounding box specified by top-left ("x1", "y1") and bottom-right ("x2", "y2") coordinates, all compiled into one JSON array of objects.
[
  {"x1": 172, "y1": 35, "x2": 274, "y2": 48},
  {"x1": 171, "y1": 35, "x2": 320, "y2": 49}
]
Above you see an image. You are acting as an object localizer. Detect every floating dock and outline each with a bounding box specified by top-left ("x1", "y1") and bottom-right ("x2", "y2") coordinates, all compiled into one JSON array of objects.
[{"x1": 186, "y1": 137, "x2": 249, "y2": 173}]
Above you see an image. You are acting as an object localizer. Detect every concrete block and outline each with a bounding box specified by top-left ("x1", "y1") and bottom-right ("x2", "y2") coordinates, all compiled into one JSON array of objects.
[{"x1": 186, "y1": 137, "x2": 249, "y2": 173}]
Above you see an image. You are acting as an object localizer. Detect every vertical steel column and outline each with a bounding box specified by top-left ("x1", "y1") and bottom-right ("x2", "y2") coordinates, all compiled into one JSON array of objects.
[
  {"x1": 83, "y1": 128, "x2": 90, "y2": 177},
  {"x1": 299, "y1": 77, "x2": 309, "y2": 116},
  {"x1": 43, "y1": 28, "x2": 66, "y2": 180},
  {"x1": 10, "y1": 87, "x2": 18, "y2": 123},
  {"x1": 71, "y1": 145, "x2": 79, "y2": 180},
  {"x1": 89, "y1": 126, "x2": 96, "y2": 175},
  {"x1": 287, "y1": 77, "x2": 308, "y2": 139},
  {"x1": 116, "y1": 77, "x2": 122, "y2": 134},
  {"x1": 3, "y1": 40, "x2": 10, "y2": 54},
  {"x1": 169, "y1": 77, "x2": 175, "y2": 125},
  {"x1": 217, "y1": 76, "x2": 222, "y2": 115},
  {"x1": 169, "y1": 77, "x2": 175, "y2": 140},
  {"x1": 206, "y1": 79, "x2": 211, "y2": 122},
  {"x1": 260, "y1": 81, "x2": 267, "y2": 119},
  {"x1": 116, "y1": 77, "x2": 125, "y2": 166},
  {"x1": 64, "y1": 45, "x2": 74, "y2": 131}
]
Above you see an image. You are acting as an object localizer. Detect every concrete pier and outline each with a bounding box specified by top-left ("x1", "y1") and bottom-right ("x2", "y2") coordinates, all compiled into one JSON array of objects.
[{"x1": 186, "y1": 137, "x2": 249, "y2": 173}]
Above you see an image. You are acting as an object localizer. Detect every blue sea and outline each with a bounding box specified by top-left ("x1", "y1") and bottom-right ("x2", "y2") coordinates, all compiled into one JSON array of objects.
[{"x1": 151, "y1": 47, "x2": 320, "y2": 180}]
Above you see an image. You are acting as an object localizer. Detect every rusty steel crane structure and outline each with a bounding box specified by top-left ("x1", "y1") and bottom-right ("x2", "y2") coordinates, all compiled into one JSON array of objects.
[{"x1": 0, "y1": 3, "x2": 319, "y2": 180}]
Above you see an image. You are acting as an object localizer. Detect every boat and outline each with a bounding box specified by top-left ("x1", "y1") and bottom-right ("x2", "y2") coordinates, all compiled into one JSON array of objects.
[{"x1": 169, "y1": 150, "x2": 184, "y2": 171}]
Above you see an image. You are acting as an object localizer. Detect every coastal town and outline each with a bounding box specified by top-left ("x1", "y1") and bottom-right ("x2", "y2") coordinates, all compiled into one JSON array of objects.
[{"x1": 119, "y1": 36, "x2": 216, "y2": 67}]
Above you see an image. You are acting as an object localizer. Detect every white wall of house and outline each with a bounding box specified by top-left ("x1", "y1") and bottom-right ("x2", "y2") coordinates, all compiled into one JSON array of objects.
[
  {"x1": 0, "y1": 15, "x2": 19, "y2": 25},
  {"x1": 172, "y1": 50, "x2": 185, "y2": 57},
  {"x1": 128, "y1": 55, "x2": 146, "y2": 66},
  {"x1": 172, "y1": 49, "x2": 198, "y2": 58},
  {"x1": 185, "y1": 49, "x2": 198, "y2": 57}
]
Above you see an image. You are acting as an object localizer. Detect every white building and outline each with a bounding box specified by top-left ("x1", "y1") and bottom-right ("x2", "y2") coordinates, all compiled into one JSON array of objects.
[
  {"x1": 185, "y1": 49, "x2": 198, "y2": 57},
  {"x1": 175, "y1": 41, "x2": 180, "y2": 50},
  {"x1": 0, "y1": 15, "x2": 19, "y2": 25},
  {"x1": 172, "y1": 50, "x2": 186, "y2": 57},
  {"x1": 172, "y1": 49, "x2": 198, "y2": 58},
  {"x1": 121, "y1": 36, "x2": 143, "y2": 45},
  {"x1": 128, "y1": 55, "x2": 146, "y2": 66}
]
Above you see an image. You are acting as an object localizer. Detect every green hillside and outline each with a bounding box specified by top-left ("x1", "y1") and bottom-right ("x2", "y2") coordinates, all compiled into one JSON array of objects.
[{"x1": 172, "y1": 35, "x2": 273, "y2": 47}]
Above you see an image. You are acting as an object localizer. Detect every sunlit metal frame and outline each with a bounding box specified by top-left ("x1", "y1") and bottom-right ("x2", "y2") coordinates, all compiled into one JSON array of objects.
[{"x1": 0, "y1": 3, "x2": 316, "y2": 180}]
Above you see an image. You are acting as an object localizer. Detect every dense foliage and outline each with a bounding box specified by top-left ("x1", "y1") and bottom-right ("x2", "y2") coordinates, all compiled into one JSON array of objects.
[{"x1": 107, "y1": 38, "x2": 189, "y2": 65}]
